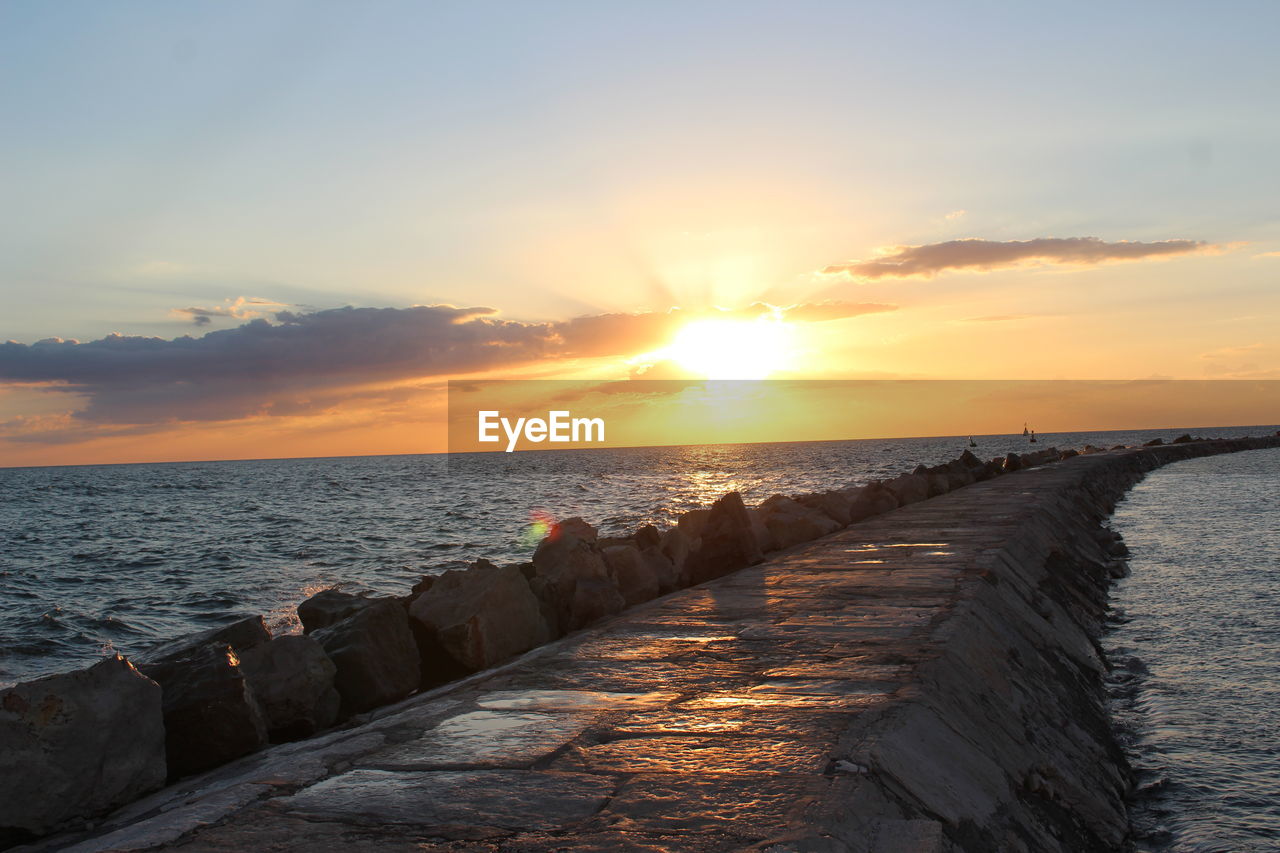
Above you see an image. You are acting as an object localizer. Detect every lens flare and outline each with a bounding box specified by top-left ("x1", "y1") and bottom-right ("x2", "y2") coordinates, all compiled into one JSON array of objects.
[{"x1": 518, "y1": 508, "x2": 557, "y2": 549}]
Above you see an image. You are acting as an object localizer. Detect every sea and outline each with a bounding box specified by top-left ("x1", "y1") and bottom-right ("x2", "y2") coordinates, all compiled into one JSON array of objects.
[{"x1": 1108, "y1": 445, "x2": 1280, "y2": 852}]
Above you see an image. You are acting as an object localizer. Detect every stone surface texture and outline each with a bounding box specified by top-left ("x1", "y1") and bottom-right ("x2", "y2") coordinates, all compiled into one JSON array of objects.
[
  {"x1": 20, "y1": 437, "x2": 1280, "y2": 853},
  {"x1": 0, "y1": 657, "x2": 166, "y2": 841}
]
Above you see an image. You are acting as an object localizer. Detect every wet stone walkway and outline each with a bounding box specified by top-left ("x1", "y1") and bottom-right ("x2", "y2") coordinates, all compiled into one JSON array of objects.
[{"x1": 34, "y1": 452, "x2": 1160, "y2": 853}]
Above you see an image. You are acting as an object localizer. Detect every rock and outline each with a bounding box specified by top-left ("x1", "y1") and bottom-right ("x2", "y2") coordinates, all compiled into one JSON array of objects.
[
  {"x1": 237, "y1": 635, "x2": 340, "y2": 742},
  {"x1": 0, "y1": 656, "x2": 165, "y2": 839},
  {"x1": 884, "y1": 472, "x2": 931, "y2": 505},
  {"x1": 139, "y1": 643, "x2": 268, "y2": 780},
  {"x1": 298, "y1": 589, "x2": 378, "y2": 634},
  {"x1": 659, "y1": 526, "x2": 692, "y2": 572},
  {"x1": 943, "y1": 459, "x2": 976, "y2": 490},
  {"x1": 1110, "y1": 444, "x2": 1127, "y2": 450},
  {"x1": 746, "y1": 507, "x2": 777, "y2": 552},
  {"x1": 139, "y1": 614, "x2": 270, "y2": 663},
  {"x1": 570, "y1": 577, "x2": 628, "y2": 628},
  {"x1": 1059, "y1": 448, "x2": 1079, "y2": 460},
  {"x1": 408, "y1": 560, "x2": 550, "y2": 676},
  {"x1": 601, "y1": 543, "x2": 661, "y2": 607},
  {"x1": 682, "y1": 492, "x2": 764, "y2": 585},
  {"x1": 1002, "y1": 453, "x2": 1023, "y2": 472},
  {"x1": 958, "y1": 449, "x2": 983, "y2": 468},
  {"x1": 1172, "y1": 434, "x2": 1193, "y2": 444},
  {"x1": 409, "y1": 575, "x2": 435, "y2": 597},
  {"x1": 757, "y1": 494, "x2": 840, "y2": 550},
  {"x1": 558, "y1": 516, "x2": 598, "y2": 543},
  {"x1": 846, "y1": 482, "x2": 899, "y2": 521},
  {"x1": 1021, "y1": 449, "x2": 1052, "y2": 467},
  {"x1": 634, "y1": 524, "x2": 662, "y2": 550},
  {"x1": 313, "y1": 599, "x2": 421, "y2": 718},
  {"x1": 982, "y1": 458, "x2": 1006, "y2": 479},
  {"x1": 795, "y1": 490, "x2": 854, "y2": 526},
  {"x1": 531, "y1": 519, "x2": 617, "y2": 633},
  {"x1": 640, "y1": 543, "x2": 681, "y2": 595},
  {"x1": 926, "y1": 472, "x2": 951, "y2": 497},
  {"x1": 1143, "y1": 438, "x2": 1164, "y2": 446},
  {"x1": 676, "y1": 508, "x2": 712, "y2": 542}
]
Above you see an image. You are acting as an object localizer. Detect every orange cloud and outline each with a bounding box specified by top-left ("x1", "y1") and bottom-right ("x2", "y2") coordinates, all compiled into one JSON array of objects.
[{"x1": 823, "y1": 237, "x2": 1218, "y2": 280}]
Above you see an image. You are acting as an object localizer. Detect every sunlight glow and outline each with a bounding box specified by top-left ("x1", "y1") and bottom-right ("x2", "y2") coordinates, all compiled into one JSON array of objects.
[{"x1": 663, "y1": 316, "x2": 796, "y2": 379}]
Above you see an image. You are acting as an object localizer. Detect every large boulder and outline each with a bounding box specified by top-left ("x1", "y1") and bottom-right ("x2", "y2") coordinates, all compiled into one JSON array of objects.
[
  {"x1": 676, "y1": 508, "x2": 712, "y2": 543},
  {"x1": 0, "y1": 656, "x2": 166, "y2": 841},
  {"x1": 1002, "y1": 452, "x2": 1023, "y2": 472},
  {"x1": 408, "y1": 560, "x2": 550, "y2": 676},
  {"x1": 795, "y1": 490, "x2": 855, "y2": 526},
  {"x1": 756, "y1": 495, "x2": 840, "y2": 550},
  {"x1": 139, "y1": 614, "x2": 270, "y2": 663},
  {"x1": 530, "y1": 518, "x2": 619, "y2": 633},
  {"x1": 570, "y1": 577, "x2": 628, "y2": 628},
  {"x1": 140, "y1": 643, "x2": 268, "y2": 780},
  {"x1": 601, "y1": 543, "x2": 661, "y2": 607},
  {"x1": 943, "y1": 459, "x2": 976, "y2": 490},
  {"x1": 237, "y1": 635, "x2": 340, "y2": 742},
  {"x1": 682, "y1": 492, "x2": 764, "y2": 585},
  {"x1": 845, "y1": 482, "x2": 899, "y2": 522},
  {"x1": 659, "y1": 527, "x2": 693, "y2": 578},
  {"x1": 634, "y1": 525, "x2": 681, "y2": 593},
  {"x1": 925, "y1": 471, "x2": 951, "y2": 497},
  {"x1": 883, "y1": 472, "x2": 930, "y2": 505},
  {"x1": 746, "y1": 507, "x2": 776, "y2": 552},
  {"x1": 298, "y1": 589, "x2": 378, "y2": 634},
  {"x1": 313, "y1": 599, "x2": 420, "y2": 718}
]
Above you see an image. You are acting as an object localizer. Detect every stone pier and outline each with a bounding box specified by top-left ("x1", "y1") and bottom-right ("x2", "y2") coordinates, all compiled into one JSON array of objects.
[{"x1": 27, "y1": 438, "x2": 1280, "y2": 852}]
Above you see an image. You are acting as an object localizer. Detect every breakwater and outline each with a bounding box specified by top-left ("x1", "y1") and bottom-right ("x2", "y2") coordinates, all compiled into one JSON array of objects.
[{"x1": 4, "y1": 435, "x2": 1279, "y2": 851}]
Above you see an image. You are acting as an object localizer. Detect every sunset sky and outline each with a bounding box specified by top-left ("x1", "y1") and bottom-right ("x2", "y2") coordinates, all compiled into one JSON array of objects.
[{"x1": 2, "y1": 1, "x2": 1279, "y2": 466}]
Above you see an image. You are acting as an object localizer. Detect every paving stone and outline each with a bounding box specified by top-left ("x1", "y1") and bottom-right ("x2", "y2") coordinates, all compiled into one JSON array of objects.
[{"x1": 277, "y1": 769, "x2": 617, "y2": 830}]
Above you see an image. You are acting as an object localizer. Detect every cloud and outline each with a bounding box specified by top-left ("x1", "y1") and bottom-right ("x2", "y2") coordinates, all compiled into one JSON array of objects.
[
  {"x1": 172, "y1": 296, "x2": 290, "y2": 327},
  {"x1": 0, "y1": 299, "x2": 897, "y2": 439},
  {"x1": 822, "y1": 237, "x2": 1217, "y2": 280},
  {"x1": 944, "y1": 209, "x2": 967, "y2": 221},
  {"x1": 778, "y1": 301, "x2": 897, "y2": 323}
]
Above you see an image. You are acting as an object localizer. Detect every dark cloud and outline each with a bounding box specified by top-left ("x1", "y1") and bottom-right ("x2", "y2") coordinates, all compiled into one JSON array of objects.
[
  {"x1": 0, "y1": 305, "x2": 651, "y2": 426},
  {"x1": 823, "y1": 237, "x2": 1215, "y2": 280},
  {"x1": 0, "y1": 300, "x2": 895, "y2": 437}
]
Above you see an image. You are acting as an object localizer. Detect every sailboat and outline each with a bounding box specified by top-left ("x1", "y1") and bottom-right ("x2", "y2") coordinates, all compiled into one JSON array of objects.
[
  {"x1": 1022, "y1": 423, "x2": 1029, "y2": 437},
  {"x1": 968, "y1": 436, "x2": 978, "y2": 447}
]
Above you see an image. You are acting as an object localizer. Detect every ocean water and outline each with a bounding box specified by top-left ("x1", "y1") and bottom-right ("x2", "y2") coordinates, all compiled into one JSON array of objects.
[
  {"x1": 1108, "y1": 447, "x2": 1280, "y2": 851},
  {"x1": 0, "y1": 424, "x2": 1272, "y2": 686}
]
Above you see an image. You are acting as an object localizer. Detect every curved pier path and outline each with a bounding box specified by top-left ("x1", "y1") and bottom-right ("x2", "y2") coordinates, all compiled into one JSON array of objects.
[{"x1": 31, "y1": 438, "x2": 1280, "y2": 853}]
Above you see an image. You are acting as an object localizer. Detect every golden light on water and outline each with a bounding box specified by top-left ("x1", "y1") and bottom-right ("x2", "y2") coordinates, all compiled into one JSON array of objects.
[{"x1": 661, "y1": 316, "x2": 796, "y2": 379}]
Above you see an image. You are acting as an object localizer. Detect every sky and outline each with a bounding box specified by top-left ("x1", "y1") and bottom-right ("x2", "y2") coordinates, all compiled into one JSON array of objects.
[{"x1": 2, "y1": 0, "x2": 1278, "y2": 466}]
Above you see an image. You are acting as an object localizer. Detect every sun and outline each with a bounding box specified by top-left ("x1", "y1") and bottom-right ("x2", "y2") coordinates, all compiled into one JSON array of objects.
[{"x1": 662, "y1": 316, "x2": 796, "y2": 379}]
